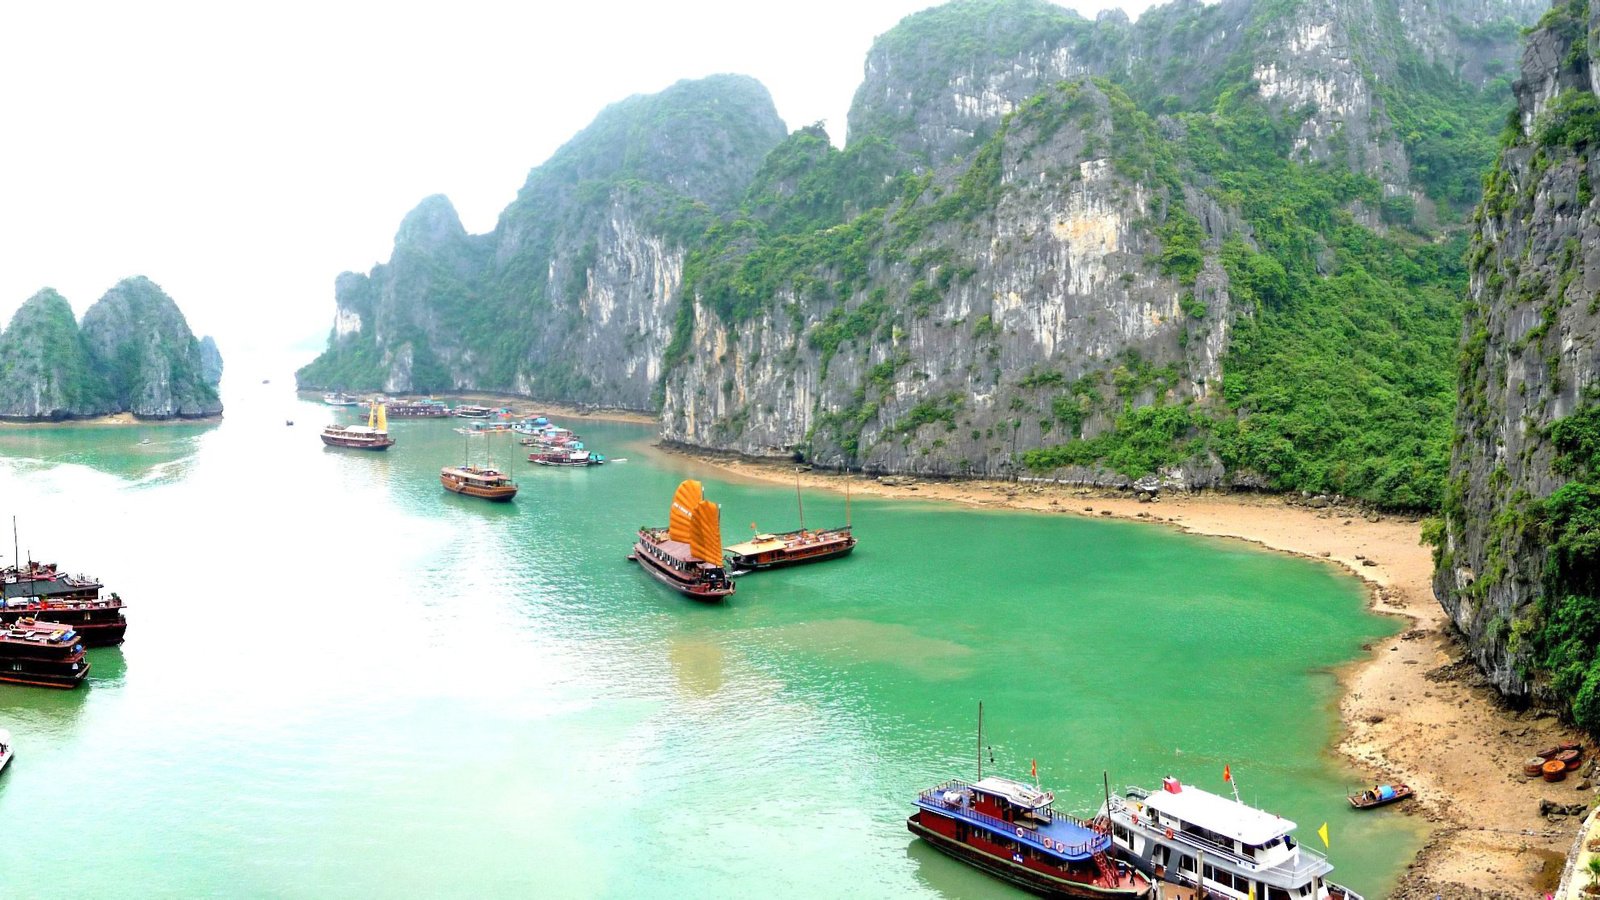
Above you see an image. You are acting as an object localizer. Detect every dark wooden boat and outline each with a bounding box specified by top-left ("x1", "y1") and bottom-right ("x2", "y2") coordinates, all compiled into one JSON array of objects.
[
  {"x1": 724, "y1": 474, "x2": 856, "y2": 572},
  {"x1": 320, "y1": 403, "x2": 394, "y2": 450},
  {"x1": 725, "y1": 526, "x2": 855, "y2": 572},
  {"x1": 2, "y1": 561, "x2": 128, "y2": 646},
  {"x1": 440, "y1": 466, "x2": 518, "y2": 501},
  {"x1": 1348, "y1": 783, "x2": 1413, "y2": 809},
  {"x1": 910, "y1": 704, "x2": 1151, "y2": 898},
  {"x1": 630, "y1": 480, "x2": 734, "y2": 601},
  {"x1": 0, "y1": 617, "x2": 90, "y2": 688}
]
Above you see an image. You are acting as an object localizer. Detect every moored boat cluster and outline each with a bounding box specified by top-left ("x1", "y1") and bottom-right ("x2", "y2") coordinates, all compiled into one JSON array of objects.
[{"x1": 1, "y1": 559, "x2": 127, "y2": 690}]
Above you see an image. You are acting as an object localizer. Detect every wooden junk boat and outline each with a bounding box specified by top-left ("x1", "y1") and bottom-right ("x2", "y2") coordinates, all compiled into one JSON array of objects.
[
  {"x1": 725, "y1": 475, "x2": 855, "y2": 572},
  {"x1": 1348, "y1": 783, "x2": 1413, "y2": 810},
  {"x1": 0, "y1": 617, "x2": 89, "y2": 688},
  {"x1": 2, "y1": 560, "x2": 128, "y2": 646},
  {"x1": 440, "y1": 428, "x2": 518, "y2": 501},
  {"x1": 320, "y1": 403, "x2": 394, "y2": 450},
  {"x1": 909, "y1": 704, "x2": 1151, "y2": 898},
  {"x1": 630, "y1": 480, "x2": 734, "y2": 601}
]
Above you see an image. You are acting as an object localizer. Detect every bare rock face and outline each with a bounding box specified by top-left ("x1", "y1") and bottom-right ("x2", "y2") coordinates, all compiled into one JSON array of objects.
[
  {"x1": 1435, "y1": 0, "x2": 1600, "y2": 708},
  {"x1": 199, "y1": 335, "x2": 223, "y2": 386}
]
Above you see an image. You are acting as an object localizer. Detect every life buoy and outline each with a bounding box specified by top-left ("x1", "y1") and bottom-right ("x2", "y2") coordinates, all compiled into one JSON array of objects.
[
  {"x1": 1165, "y1": 828, "x2": 1175, "y2": 840},
  {"x1": 1016, "y1": 826, "x2": 1025, "y2": 838},
  {"x1": 1055, "y1": 840, "x2": 1065, "y2": 852},
  {"x1": 1132, "y1": 813, "x2": 1139, "y2": 826}
]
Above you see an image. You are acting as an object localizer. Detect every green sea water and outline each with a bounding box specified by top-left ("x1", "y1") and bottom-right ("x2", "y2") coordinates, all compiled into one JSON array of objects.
[{"x1": 0, "y1": 375, "x2": 1423, "y2": 898}]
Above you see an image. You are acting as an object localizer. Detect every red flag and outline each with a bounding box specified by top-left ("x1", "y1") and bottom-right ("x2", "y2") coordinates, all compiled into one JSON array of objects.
[
  {"x1": 1031, "y1": 758, "x2": 1037, "y2": 779},
  {"x1": 1224, "y1": 764, "x2": 1232, "y2": 783}
]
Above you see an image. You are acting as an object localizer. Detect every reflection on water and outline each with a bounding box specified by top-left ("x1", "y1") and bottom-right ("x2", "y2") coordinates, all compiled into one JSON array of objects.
[
  {"x1": 754, "y1": 618, "x2": 975, "y2": 680},
  {"x1": 666, "y1": 634, "x2": 727, "y2": 698}
]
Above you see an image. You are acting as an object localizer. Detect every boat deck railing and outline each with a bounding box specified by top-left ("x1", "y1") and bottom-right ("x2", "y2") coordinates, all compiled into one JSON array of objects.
[{"x1": 919, "y1": 781, "x2": 1108, "y2": 859}]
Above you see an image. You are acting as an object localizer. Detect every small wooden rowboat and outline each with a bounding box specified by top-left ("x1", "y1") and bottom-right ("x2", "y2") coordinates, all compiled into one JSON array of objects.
[{"x1": 1349, "y1": 783, "x2": 1414, "y2": 809}]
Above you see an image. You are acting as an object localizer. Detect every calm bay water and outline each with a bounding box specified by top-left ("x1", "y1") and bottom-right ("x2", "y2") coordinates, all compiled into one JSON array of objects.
[{"x1": 0, "y1": 374, "x2": 1421, "y2": 897}]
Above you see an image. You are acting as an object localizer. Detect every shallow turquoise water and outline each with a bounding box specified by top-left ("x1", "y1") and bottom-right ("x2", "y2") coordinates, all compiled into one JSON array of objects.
[{"x1": 0, "y1": 375, "x2": 1420, "y2": 897}]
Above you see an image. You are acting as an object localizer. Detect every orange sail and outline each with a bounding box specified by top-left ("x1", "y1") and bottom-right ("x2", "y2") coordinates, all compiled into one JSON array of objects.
[
  {"x1": 689, "y1": 498, "x2": 722, "y2": 563},
  {"x1": 668, "y1": 480, "x2": 704, "y2": 543}
]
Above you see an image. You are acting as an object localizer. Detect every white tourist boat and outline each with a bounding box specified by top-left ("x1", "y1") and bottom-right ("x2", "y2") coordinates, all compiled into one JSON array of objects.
[
  {"x1": 1098, "y1": 777, "x2": 1362, "y2": 900},
  {"x1": 0, "y1": 728, "x2": 12, "y2": 774}
]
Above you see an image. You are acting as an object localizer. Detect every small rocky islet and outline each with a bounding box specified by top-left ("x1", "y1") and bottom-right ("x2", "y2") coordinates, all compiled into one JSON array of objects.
[{"x1": 0, "y1": 276, "x2": 221, "y2": 421}]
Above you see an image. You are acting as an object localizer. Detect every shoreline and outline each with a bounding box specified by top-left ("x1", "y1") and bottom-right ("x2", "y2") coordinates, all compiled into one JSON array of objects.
[
  {"x1": 0, "y1": 412, "x2": 223, "y2": 428},
  {"x1": 298, "y1": 390, "x2": 657, "y2": 426},
  {"x1": 667, "y1": 447, "x2": 1584, "y2": 898}
]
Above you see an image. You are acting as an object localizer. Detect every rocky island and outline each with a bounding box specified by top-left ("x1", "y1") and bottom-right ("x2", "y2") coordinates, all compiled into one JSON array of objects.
[{"x1": 0, "y1": 276, "x2": 223, "y2": 421}]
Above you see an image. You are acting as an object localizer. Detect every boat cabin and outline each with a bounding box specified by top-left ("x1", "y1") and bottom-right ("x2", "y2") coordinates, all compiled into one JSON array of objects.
[{"x1": 1105, "y1": 778, "x2": 1353, "y2": 900}]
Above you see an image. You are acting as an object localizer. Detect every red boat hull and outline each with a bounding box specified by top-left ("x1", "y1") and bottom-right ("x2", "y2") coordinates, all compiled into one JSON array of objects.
[
  {"x1": 908, "y1": 816, "x2": 1149, "y2": 899},
  {"x1": 732, "y1": 539, "x2": 855, "y2": 571}
]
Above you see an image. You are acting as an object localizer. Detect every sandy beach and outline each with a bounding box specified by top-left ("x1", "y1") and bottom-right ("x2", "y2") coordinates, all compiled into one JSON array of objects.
[{"x1": 670, "y1": 448, "x2": 1588, "y2": 898}]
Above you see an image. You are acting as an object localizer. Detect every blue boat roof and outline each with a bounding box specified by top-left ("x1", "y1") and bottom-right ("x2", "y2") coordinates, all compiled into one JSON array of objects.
[{"x1": 915, "y1": 780, "x2": 1109, "y2": 862}]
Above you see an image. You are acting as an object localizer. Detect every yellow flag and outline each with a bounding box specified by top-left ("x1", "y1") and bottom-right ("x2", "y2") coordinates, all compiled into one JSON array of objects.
[
  {"x1": 1248, "y1": 888, "x2": 1256, "y2": 900},
  {"x1": 1317, "y1": 822, "x2": 1330, "y2": 848}
]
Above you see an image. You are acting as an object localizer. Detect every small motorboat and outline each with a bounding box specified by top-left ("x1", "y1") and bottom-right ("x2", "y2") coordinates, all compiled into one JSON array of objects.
[
  {"x1": 1349, "y1": 783, "x2": 1413, "y2": 809},
  {"x1": 0, "y1": 728, "x2": 11, "y2": 774}
]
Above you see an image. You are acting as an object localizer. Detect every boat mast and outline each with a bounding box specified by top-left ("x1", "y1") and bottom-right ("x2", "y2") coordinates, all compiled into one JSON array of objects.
[
  {"x1": 977, "y1": 700, "x2": 983, "y2": 781},
  {"x1": 845, "y1": 478, "x2": 852, "y2": 528},
  {"x1": 795, "y1": 471, "x2": 806, "y2": 533}
]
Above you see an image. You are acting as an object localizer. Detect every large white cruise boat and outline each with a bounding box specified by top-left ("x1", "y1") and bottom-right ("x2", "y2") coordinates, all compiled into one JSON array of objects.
[{"x1": 1098, "y1": 777, "x2": 1362, "y2": 900}]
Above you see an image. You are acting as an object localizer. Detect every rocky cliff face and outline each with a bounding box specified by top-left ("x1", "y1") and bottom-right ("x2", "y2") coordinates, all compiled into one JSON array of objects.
[
  {"x1": 296, "y1": 75, "x2": 787, "y2": 408},
  {"x1": 199, "y1": 335, "x2": 223, "y2": 386},
  {"x1": 1434, "y1": 0, "x2": 1600, "y2": 723},
  {"x1": 0, "y1": 289, "x2": 110, "y2": 420},
  {"x1": 299, "y1": 0, "x2": 1540, "y2": 508},
  {"x1": 0, "y1": 278, "x2": 222, "y2": 420}
]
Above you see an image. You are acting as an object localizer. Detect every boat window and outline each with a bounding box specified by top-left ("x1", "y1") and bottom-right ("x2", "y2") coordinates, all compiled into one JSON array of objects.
[{"x1": 1267, "y1": 888, "x2": 1291, "y2": 900}]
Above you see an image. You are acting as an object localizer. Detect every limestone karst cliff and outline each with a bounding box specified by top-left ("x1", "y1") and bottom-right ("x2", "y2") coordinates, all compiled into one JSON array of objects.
[
  {"x1": 0, "y1": 277, "x2": 222, "y2": 420},
  {"x1": 1433, "y1": 0, "x2": 1600, "y2": 729},
  {"x1": 299, "y1": 0, "x2": 1541, "y2": 509},
  {"x1": 296, "y1": 74, "x2": 788, "y2": 408}
]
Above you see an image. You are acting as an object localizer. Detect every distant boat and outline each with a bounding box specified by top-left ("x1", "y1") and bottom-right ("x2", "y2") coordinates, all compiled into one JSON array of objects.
[
  {"x1": 1348, "y1": 783, "x2": 1413, "y2": 810},
  {"x1": 908, "y1": 703, "x2": 1151, "y2": 898},
  {"x1": 529, "y1": 449, "x2": 604, "y2": 467},
  {"x1": 322, "y1": 392, "x2": 360, "y2": 406},
  {"x1": 386, "y1": 398, "x2": 451, "y2": 418},
  {"x1": 725, "y1": 474, "x2": 855, "y2": 572},
  {"x1": 320, "y1": 403, "x2": 394, "y2": 451},
  {"x1": 452, "y1": 405, "x2": 494, "y2": 419},
  {"x1": 261, "y1": 378, "x2": 270, "y2": 384},
  {"x1": 630, "y1": 480, "x2": 734, "y2": 601},
  {"x1": 0, "y1": 728, "x2": 11, "y2": 774},
  {"x1": 440, "y1": 428, "x2": 517, "y2": 501}
]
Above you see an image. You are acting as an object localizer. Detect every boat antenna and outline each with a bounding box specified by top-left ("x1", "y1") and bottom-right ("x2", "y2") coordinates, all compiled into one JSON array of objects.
[
  {"x1": 845, "y1": 477, "x2": 852, "y2": 528},
  {"x1": 1230, "y1": 766, "x2": 1242, "y2": 804},
  {"x1": 1103, "y1": 770, "x2": 1111, "y2": 820},
  {"x1": 977, "y1": 700, "x2": 983, "y2": 781},
  {"x1": 795, "y1": 470, "x2": 806, "y2": 533}
]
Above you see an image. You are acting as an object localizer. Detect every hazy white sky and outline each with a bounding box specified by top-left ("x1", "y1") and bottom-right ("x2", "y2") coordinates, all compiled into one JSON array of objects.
[{"x1": 1, "y1": 0, "x2": 1156, "y2": 362}]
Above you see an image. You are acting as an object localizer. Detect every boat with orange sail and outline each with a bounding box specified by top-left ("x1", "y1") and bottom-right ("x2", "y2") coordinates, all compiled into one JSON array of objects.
[
  {"x1": 724, "y1": 474, "x2": 855, "y2": 573},
  {"x1": 320, "y1": 402, "x2": 394, "y2": 450},
  {"x1": 440, "y1": 428, "x2": 518, "y2": 501},
  {"x1": 630, "y1": 480, "x2": 734, "y2": 601}
]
